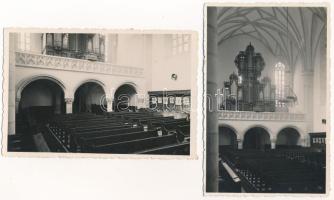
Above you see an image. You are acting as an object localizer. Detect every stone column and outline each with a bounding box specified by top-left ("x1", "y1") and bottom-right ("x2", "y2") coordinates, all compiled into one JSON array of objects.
[
  {"x1": 318, "y1": 28, "x2": 327, "y2": 131},
  {"x1": 136, "y1": 94, "x2": 147, "y2": 109},
  {"x1": 271, "y1": 139, "x2": 276, "y2": 149},
  {"x1": 106, "y1": 97, "x2": 113, "y2": 112},
  {"x1": 15, "y1": 98, "x2": 20, "y2": 114},
  {"x1": 303, "y1": 71, "x2": 314, "y2": 132},
  {"x1": 206, "y1": 7, "x2": 219, "y2": 193},
  {"x1": 237, "y1": 139, "x2": 243, "y2": 149},
  {"x1": 65, "y1": 98, "x2": 74, "y2": 114},
  {"x1": 300, "y1": 136, "x2": 309, "y2": 147}
]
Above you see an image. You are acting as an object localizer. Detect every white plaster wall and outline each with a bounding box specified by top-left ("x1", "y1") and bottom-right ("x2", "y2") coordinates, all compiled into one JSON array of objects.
[
  {"x1": 290, "y1": 59, "x2": 304, "y2": 114},
  {"x1": 114, "y1": 34, "x2": 192, "y2": 92},
  {"x1": 116, "y1": 34, "x2": 150, "y2": 68},
  {"x1": 150, "y1": 34, "x2": 192, "y2": 91},
  {"x1": 29, "y1": 33, "x2": 43, "y2": 53},
  {"x1": 312, "y1": 42, "x2": 327, "y2": 132}
]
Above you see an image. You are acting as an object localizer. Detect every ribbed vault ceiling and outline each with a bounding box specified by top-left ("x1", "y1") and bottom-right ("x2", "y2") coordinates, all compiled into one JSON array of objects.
[{"x1": 216, "y1": 7, "x2": 327, "y2": 72}]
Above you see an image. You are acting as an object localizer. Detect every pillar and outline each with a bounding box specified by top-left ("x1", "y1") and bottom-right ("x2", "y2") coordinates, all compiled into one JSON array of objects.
[
  {"x1": 237, "y1": 139, "x2": 243, "y2": 149},
  {"x1": 300, "y1": 137, "x2": 309, "y2": 147},
  {"x1": 15, "y1": 98, "x2": 20, "y2": 114},
  {"x1": 303, "y1": 71, "x2": 314, "y2": 132},
  {"x1": 136, "y1": 93, "x2": 146, "y2": 109},
  {"x1": 206, "y1": 7, "x2": 219, "y2": 193},
  {"x1": 106, "y1": 97, "x2": 113, "y2": 112},
  {"x1": 271, "y1": 139, "x2": 276, "y2": 149},
  {"x1": 65, "y1": 98, "x2": 73, "y2": 114}
]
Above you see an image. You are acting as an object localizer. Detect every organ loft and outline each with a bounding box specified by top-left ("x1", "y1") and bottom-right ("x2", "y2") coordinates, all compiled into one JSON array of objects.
[{"x1": 222, "y1": 43, "x2": 276, "y2": 112}]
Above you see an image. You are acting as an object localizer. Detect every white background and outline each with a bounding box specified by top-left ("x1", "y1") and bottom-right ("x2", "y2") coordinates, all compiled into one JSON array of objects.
[{"x1": 0, "y1": 0, "x2": 332, "y2": 199}]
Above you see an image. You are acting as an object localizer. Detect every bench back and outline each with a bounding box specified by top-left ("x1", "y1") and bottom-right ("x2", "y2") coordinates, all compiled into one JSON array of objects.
[{"x1": 90, "y1": 134, "x2": 177, "y2": 154}]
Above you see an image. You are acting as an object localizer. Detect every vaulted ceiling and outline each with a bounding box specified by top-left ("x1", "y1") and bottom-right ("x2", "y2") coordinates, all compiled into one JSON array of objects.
[{"x1": 216, "y1": 7, "x2": 327, "y2": 73}]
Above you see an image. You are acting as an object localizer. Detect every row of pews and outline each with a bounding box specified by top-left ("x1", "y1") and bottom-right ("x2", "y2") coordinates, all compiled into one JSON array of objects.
[
  {"x1": 45, "y1": 112, "x2": 190, "y2": 155},
  {"x1": 219, "y1": 147, "x2": 326, "y2": 193}
]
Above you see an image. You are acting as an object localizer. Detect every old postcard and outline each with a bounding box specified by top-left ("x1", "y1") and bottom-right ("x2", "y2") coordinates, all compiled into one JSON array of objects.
[
  {"x1": 204, "y1": 3, "x2": 329, "y2": 195},
  {"x1": 2, "y1": 29, "x2": 198, "y2": 159}
]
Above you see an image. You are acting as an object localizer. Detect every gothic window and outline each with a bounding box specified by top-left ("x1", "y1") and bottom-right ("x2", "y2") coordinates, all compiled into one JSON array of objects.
[
  {"x1": 275, "y1": 62, "x2": 285, "y2": 107},
  {"x1": 172, "y1": 34, "x2": 190, "y2": 55}
]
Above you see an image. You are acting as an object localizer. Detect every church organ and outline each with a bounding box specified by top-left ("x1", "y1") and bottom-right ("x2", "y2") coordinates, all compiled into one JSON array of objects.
[
  {"x1": 222, "y1": 43, "x2": 276, "y2": 112},
  {"x1": 44, "y1": 33, "x2": 105, "y2": 61}
]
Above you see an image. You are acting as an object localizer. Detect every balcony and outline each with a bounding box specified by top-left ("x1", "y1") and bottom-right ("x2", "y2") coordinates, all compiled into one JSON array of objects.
[
  {"x1": 45, "y1": 46, "x2": 105, "y2": 62},
  {"x1": 15, "y1": 51, "x2": 144, "y2": 78},
  {"x1": 218, "y1": 110, "x2": 305, "y2": 122}
]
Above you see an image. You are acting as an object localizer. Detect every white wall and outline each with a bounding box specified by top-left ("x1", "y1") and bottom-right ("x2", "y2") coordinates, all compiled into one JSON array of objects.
[
  {"x1": 312, "y1": 40, "x2": 327, "y2": 132},
  {"x1": 30, "y1": 33, "x2": 43, "y2": 53},
  {"x1": 115, "y1": 34, "x2": 150, "y2": 68},
  {"x1": 291, "y1": 59, "x2": 304, "y2": 113},
  {"x1": 113, "y1": 34, "x2": 192, "y2": 92},
  {"x1": 150, "y1": 34, "x2": 192, "y2": 91}
]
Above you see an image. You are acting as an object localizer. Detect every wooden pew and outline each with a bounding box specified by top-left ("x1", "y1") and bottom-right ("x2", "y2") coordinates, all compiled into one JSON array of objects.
[
  {"x1": 69, "y1": 125, "x2": 141, "y2": 151},
  {"x1": 220, "y1": 148, "x2": 325, "y2": 193},
  {"x1": 88, "y1": 133, "x2": 177, "y2": 154},
  {"x1": 49, "y1": 122, "x2": 137, "y2": 151},
  {"x1": 81, "y1": 130, "x2": 158, "y2": 152},
  {"x1": 137, "y1": 142, "x2": 190, "y2": 155},
  {"x1": 175, "y1": 124, "x2": 190, "y2": 142}
]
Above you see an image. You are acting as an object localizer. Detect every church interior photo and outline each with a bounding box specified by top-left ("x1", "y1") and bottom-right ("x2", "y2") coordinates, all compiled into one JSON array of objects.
[
  {"x1": 206, "y1": 7, "x2": 327, "y2": 193},
  {"x1": 5, "y1": 31, "x2": 196, "y2": 155}
]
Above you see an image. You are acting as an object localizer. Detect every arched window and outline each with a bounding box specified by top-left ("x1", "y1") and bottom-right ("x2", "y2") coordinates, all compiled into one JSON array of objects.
[
  {"x1": 172, "y1": 34, "x2": 190, "y2": 55},
  {"x1": 274, "y1": 62, "x2": 285, "y2": 107}
]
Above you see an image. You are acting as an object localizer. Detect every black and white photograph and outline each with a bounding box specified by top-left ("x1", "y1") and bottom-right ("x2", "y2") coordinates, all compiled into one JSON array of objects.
[
  {"x1": 206, "y1": 6, "x2": 328, "y2": 193},
  {"x1": 3, "y1": 30, "x2": 197, "y2": 156},
  {"x1": 1, "y1": 1, "x2": 334, "y2": 200}
]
